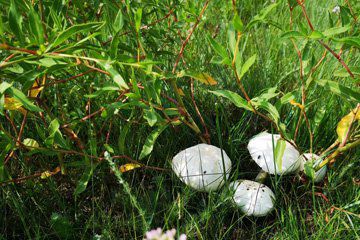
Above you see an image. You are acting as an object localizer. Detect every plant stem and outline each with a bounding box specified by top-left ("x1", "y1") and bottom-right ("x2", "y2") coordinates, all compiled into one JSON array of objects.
[{"x1": 317, "y1": 139, "x2": 360, "y2": 170}]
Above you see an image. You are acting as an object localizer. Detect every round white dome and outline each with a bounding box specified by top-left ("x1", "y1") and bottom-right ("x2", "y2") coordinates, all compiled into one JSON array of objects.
[
  {"x1": 299, "y1": 153, "x2": 327, "y2": 183},
  {"x1": 171, "y1": 144, "x2": 232, "y2": 192},
  {"x1": 247, "y1": 132, "x2": 300, "y2": 175},
  {"x1": 230, "y1": 180, "x2": 275, "y2": 217}
]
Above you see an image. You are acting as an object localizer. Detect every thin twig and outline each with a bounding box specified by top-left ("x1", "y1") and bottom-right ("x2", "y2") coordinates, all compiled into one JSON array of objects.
[
  {"x1": 190, "y1": 79, "x2": 210, "y2": 143},
  {"x1": 172, "y1": 0, "x2": 210, "y2": 73},
  {"x1": 296, "y1": 1, "x2": 355, "y2": 78},
  {"x1": 289, "y1": 6, "x2": 313, "y2": 150}
]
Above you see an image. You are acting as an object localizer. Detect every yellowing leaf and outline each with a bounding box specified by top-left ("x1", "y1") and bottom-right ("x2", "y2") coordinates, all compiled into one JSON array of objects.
[
  {"x1": 23, "y1": 138, "x2": 39, "y2": 149},
  {"x1": 119, "y1": 163, "x2": 142, "y2": 173},
  {"x1": 40, "y1": 171, "x2": 52, "y2": 179},
  {"x1": 177, "y1": 88, "x2": 185, "y2": 96},
  {"x1": 336, "y1": 107, "x2": 360, "y2": 143},
  {"x1": 40, "y1": 167, "x2": 61, "y2": 179},
  {"x1": 29, "y1": 75, "x2": 46, "y2": 98},
  {"x1": 4, "y1": 97, "x2": 27, "y2": 114},
  {"x1": 191, "y1": 73, "x2": 217, "y2": 85},
  {"x1": 4, "y1": 97, "x2": 23, "y2": 110},
  {"x1": 289, "y1": 99, "x2": 304, "y2": 110}
]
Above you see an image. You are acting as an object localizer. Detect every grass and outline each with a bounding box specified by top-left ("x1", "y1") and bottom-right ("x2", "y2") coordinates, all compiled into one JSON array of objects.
[{"x1": 1, "y1": 0, "x2": 359, "y2": 239}]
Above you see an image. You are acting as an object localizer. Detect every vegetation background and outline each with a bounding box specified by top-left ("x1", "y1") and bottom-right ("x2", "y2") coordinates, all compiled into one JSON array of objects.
[{"x1": 0, "y1": 0, "x2": 359, "y2": 239}]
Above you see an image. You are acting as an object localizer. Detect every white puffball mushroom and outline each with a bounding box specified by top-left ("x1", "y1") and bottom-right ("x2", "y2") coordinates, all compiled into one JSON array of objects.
[
  {"x1": 230, "y1": 180, "x2": 275, "y2": 217},
  {"x1": 247, "y1": 132, "x2": 300, "y2": 175},
  {"x1": 171, "y1": 144, "x2": 232, "y2": 192},
  {"x1": 299, "y1": 153, "x2": 327, "y2": 183}
]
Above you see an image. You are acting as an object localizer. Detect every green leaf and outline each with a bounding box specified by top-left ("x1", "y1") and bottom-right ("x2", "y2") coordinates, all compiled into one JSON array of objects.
[
  {"x1": 113, "y1": 9, "x2": 124, "y2": 33},
  {"x1": 239, "y1": 54, "x2": 257, "y2": 80},
  {"x1": 322, "y1": 25, "x2": 350, "y2": 37},
  {"x1": 0, "y1": 95, "x2": 4, "y2": 114},
  {"x1": 5, "y1": 64, "x2": 24, "y2": 73},
  {"x1": 9, "y1": 0, "x2": 24, "y2": 44},
  {"x1": 253, "y1": 100, "x2": 280, "y2": 125},
  {"x1": 252, "y1": 87, "x2": 279, "y2": 102},
  {"x1": 209, "y1": 90, "x2": 253, "y2": 112},
  {"x1": 74, "y1": 161, "x2": 97, "y2": 196},
  {"x1": 6, "y1": 87, "x2": 42, "y2": 112},
  {"x1": 48, "y1": 118, "x2": 60, "y2": 136},
  {"x1": 0, "y1": 10, "x2": 4, "y2": 37},
  {"x1": 308, "y1": 30, "x2": 324, "y2": 40},
  {"x1": 207, "y1": 35, "x2": 231, "y2": 65},
  {"x1": 233, "y1": 14, "x2": 244, "y2": 32},
  {"x1": 36, "y1": 58, "x2": 67, "y2": 67},
  {"x1": 84, "y1": 85, "x2": 119, "y2": 98},
  {"x1": 246, "y1": 2, "x2": 279, "y2": 31},
  {"x1": 0, "y1": 82, "x2": 13, "y2": 94},
  {"x1": 334, "y1": 37, "x2": 360, "y2": 49},
  {"x1": 143, "y1": 108, "x2": 158, "y2": 127},
  {"x1": 139, "y1": 124, "x2": 167, "y2": 160},
  {"x1": 0, "y1": 138, "x2": 13, "y2": 181},
  {"x1": 275, "y1": 92, "x2": 295, "y2": 110},
  {"x1": 135, "y1": 8, "x2": 142, "y2": 32},
  {"x1": 118, "y1": 123, "x2": 130, "y2": 154},
  {"x1": 48, "y1": 22, "x2": 103, "y2": 50},
  {"x1": 45, "y1": 119, "x2": 68, "y2": 149},
  {"x1": 28, "y1": 6, "x2": 45, "y2": 45},
  {"x1": 304, "y1": 161, "x2": 315, "y2": 180},
  {"x1": 281, "y1": 30, "x2": 305, "y2": 39},
  {"x1": 104, "y1": 144, "x2": 115, "y2": 154},
  {"x1": 98, "y1": 61, "x2": 129, "y2": 90},
  {"x1": 228, "y1": 27, "x2": 237, "y2": 57},
  {"x1": 274, "y1": 139, "x2": 286, "y2": 172},
  {"x1": 316, "y1": 79, "x2": 360, "y2": 102}
]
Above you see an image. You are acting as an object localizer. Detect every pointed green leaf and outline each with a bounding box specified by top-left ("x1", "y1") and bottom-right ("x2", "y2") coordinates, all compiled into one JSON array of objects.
[
  {"x1": 239, "y1": 54, "x2": 257, "y2": 80},
  {"x1": 113, "y1": 9, "x2": 124, "y2": 33},
  {"x1": 308, "y1": 30, "x2": 324, "y2": 40},
  {"x1": 74, "y1": 161, "x2": 97, "y2": 196},
  {"x1": 246, "y1": 3, "x2": 279, "y2": 31},
  {"x1": 304, "y1": 161, "x2": 315, "y2": 180},
  {"x1": 143, "y1": 108, "x2": 158, "y2": 127},
  {"x1": 281, "y1": 30, "x2": 305, "y2": 39},
  {"x1": 233, "y1": 14, "x2": 244, "y2": 32},
  {"x1": 206, "y1": 35, "x2": 231, "y2": 65},
  {"x1": 316, "y1": 79, "x2": 360, "y2": 102},
  {"x1": 209, "y1": 90, "x2": 253, "y2": 111},
  {"x1": 28, "y1": 7, "x2": 45, "y2": 45},
  {"x1": 0, "y1": 82, "x2": 13, "y2": 94},
  {"x1": 274, "y1": 138, "x2": 286, "y2": 172},
  {"x1": 322, "y1": 25, "x2": 350, "y2": 37},
  {"x1": 253, "y1": 100, "x2": 280, "y2": 125},
  {"x1": 139, "y1": 124, "x2": 167, "y2": 160},
  {"x1": 334, "y1": 37, "x2": 360, "y2": 49},
  {"x1": 48, "y1": 22, "x2": 103, "y2": 50},
  {"x1": 9, "y1": 0, "x2": 24, "y2": 44},
  {"x1": 98, "y1": 61, "x2": 129, "y2": 90},
  {"x1": 135, "y1": 8, "x2": 142, "y2": 32}
]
